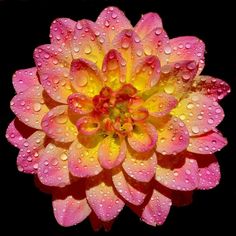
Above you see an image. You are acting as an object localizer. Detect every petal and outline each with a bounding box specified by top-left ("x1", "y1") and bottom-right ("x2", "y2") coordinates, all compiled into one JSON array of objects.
[
  {"x1": 156, "y1": 60, "x2": 198, "y2": 100},
  {"x1": 152, "y1": 116, "x2": 189, "y2": 155},
  {"x1": 144, "y1": 93, "x2": 177, "y2": 117},
  {"x1": 86, "y1": 173, "x2": 125, "y2": 221},
  {"x1": 6, "y1": 119, "x2": 34, "y2": 148},
  {"x1": 17, "y1": 131, "x2": 46, "y2": 174},
  {"x1": 122, "y1": 148, "x2": 157, "y2": 182},
  {"x1": 156, "y1": 153, "x2": 198, "y2": 191},
  {"x1": 102, "y1": 49, "x2": 127, "y2": 90},
  {"x1": 38, "y1": 143, "x2": 70, "y2": 187},
  {"x1": 70, "y1": 59, "x2": 103, "y2": 97},
  {"x1": 169, "y1": 36, "x2": 205, "y2": 74},
  {"x1": 142, "y1": 27, "x2": 170, "y2": 65},
  {"x1": 98, "y1": 135, "x2": 126, "y2": 169},
  {"x1": 10, "y1": 85, "x2": 49, "y2": 129},
  {"x1": 12, "y1": 67, "x2": 40, "y2": 93},
  {"x1": 41, "y1": 105, "x2": 78, "y2": 143},
  {"x1": 171, "y1": 92, "x2": 225, "y2": 136},
  {"x1": 132, "y1": 56, "x2": 161, "y2": 91},
  {"x1": 68, "y1": 139, "x2": 102, "y2": 177},
  {"x1": 112, "y1": 168, "x2": 148, "y2": 205},
  {"x1": 197, "y1": 154, "x2": 221, "y2": 189},
  {"x1": 135, "y1": 13, "x2": 163, "y2": 39},
  {"x1": 141, "y1": 189, "x2": 172, "y2": 226},
  {"x1": 76, "y1": 116, "x2": 100, "y2": 136},
  {"x1": 50, "y1": 18, "x2": 76, "y2": 47},
  {"x1": 96, "y1": 6, "x2": 132, "y2": 42},
  {"x1": 52, "y1": 183, "x2": 91, "y2": 227},
  {"x1": 188, "y1": 130, "x2": 227, "y2": 154},
  {"x1": 113, "y1": 29, "x2": 143, "y2": 81},
  {"x1": 191, "y1": 76, "x2": 231, "y2": 101},
  {"x1": 128, "y1": 122, "x2": 157, "y2": 153},
  {"x1": 72, "y1": 20, "x2": 108, "y2": 68}
]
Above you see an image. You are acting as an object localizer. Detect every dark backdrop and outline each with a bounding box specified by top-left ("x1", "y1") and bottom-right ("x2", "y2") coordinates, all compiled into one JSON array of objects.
[{"x1": 0, "y1": 0, "x2": 235, "y2": 235}]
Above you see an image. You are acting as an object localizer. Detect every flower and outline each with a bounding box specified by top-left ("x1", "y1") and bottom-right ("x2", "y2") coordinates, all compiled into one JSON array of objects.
[{"x1": 6, "y1": 6, "x2": 230, "y2": 230}]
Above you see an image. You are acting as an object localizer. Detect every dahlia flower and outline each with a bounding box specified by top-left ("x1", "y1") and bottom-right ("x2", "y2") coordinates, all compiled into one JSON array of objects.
[{"x1": 6, "y1": 6, "x2": 230, "y2": 230}]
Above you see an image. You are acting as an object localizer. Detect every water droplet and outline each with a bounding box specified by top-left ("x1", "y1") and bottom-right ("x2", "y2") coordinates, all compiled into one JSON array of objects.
[
  {"x1": 56, "y1": 114, "x2": 68, "y2": 124},
  {"x1": 191, "y1": 126, "x2": 199, "y2": 134},
  {"x1": 207, "y1": 118, "x2": 214, "y2": 124},
  {"x1": 60, "y1": 153, "x2": 68, "y2": 161},
  {"x1": 84, "y1": 45, "x2": 92, "y2": 54},
  {"x1": 33, "y1": 103, "x2": 42, "y2": 112}
]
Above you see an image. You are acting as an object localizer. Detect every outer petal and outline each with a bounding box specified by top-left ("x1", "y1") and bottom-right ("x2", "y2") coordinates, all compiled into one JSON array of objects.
[
  {"x1": 96, "y1": 6, "x2": 132, "y2": 42},
  {"x1": 156, "y1": 60, "x2": 198, "y2": 100},
  {"x1": 141, "y1": 189, "x2": 172, "y2": 226},
  {"x1": 197, "y1": 154, "x2": 221, "y2": 190},
  {"x1": 112, "y1": 168, "x2": 148, "y2": 205},
  {"x1": 191, "y1": 76, "x2": 231, "y2": 101},
  {"x1": 102, "y1": 49, "x2": 127, "y2": 89},
  {"x1": 6, "y1": 119, "x2": 34, "y2": 148},
  {"x1": 144, "y1": 93, "x2": 177, "y2": 118},
  {"x1": 86, "y1": 173, "x2": 125, "y2": 222},
  {"x1": 50, "y1": 18, "x2": 76, "y2": 47},
  {"x1": 128, "y1": 122, "x2": 157, "y2": 153},
  {"x1": 38, "y1": 143, "x2": 70, "y2": 187},
  {"x1": 98, "y1": 136, "x2": 126, "y2": 169},
  {"x1": 12, "y1": 67, "x2": 40, "y2": 93},
  {"x1": 68, "y1": 139, "x2": 102, "y2": 177},
  {"x1": 134, "y1": 13, "x2": 163, "y2": 39},
  {"x1": 188, "y1": 130, "x2": 227, "y2": 154},
  {"x1": 41, "y1": 105, "x2": 78, "y2": 143},
  {"x1": 122, "y1": 148, "x2": 157, "y2": 182},
  {"x1": 152, "y1": 116, "x2": 189, "y2": 155},
  {"x1": 10, "y1": 85, "x2": 49, "y2": 129},
  {"x1": 70, "y1": 59, "x2": 103, "y2": 97},
  {"x1": 52, "y1": 183, "x2": 91, "y2": 227},
  {"x1": 156, "y1": 153, "x2": 198, "y2": 191},
  {"x1": 17, "y1": 131, "x2": 46, "y2": 174},
  {"x1": 72, "y1": 20, "x2": 108, "y2": 68},
  {"x1": 169, "y1": 36, "x2": 205, "y2": 74},
  {"x1": 113, "y1": 29, "x2": 143, "y2": 81},
  {"x1": 172, "y1": 92, "x2": 224, "y2": 136},
  {"x1": 132, "y1": 56, "x2": 161, "y2": 91}
]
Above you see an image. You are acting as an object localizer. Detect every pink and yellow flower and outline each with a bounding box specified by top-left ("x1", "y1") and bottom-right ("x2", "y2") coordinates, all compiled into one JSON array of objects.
[{"x1": 6, "y1": 7, "x2": 230, "y2": 229}]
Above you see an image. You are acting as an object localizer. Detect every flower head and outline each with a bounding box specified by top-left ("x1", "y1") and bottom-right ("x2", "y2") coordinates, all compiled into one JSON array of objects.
[{"x1": 6, "y1": 7, "x2": 230, "y2": 229}]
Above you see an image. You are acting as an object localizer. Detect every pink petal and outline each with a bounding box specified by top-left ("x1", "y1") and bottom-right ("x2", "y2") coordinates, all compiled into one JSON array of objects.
[
  {"x1": 134, "y1": 13, "x2": 163, "y2": 39},
  {"x1": 156, "y1": 153, "x2": 198, "y2": 191},
  {"x1": 17, "y1": 131, "x2": 46, "y2": 174},
  {"x1": 98, "y1": 136, "x2": 126, "y2": 169},
  {"x1": 122, "y1": 148, "x2": 157, "y2": 182},
  {"x1": 37, "y1": 143, "x2": 70, "y2": 187},
  {"x1": 152, "y1": 115, "x2": 189, "y2": 155},
  {"x1": 41, "y1": 105, "x2": 78, "y2": 143},
  {"x1": 102, "y1": 49, "x2": 127, "y2": 89},
  {"x1": 70, "y1": 59, "x2": 103, "y2": 97},
  {"x1": 6, "y1": 119, "x2": 34, "y2": 148},
  {"x1": 128, "y1": 122, "x2": 157, "y2": 153},
  {"x1": 197, "y1": 154, "x2": 221, "y2": 190},
  {"x1": 72, "y1": 20, "x2": 108, "y2": 68},
  {"x1": 112, "y1": 168, "x2": 148, "y2": 205},
  {"x1": 112, "y1": 29, "x2": 143, "y2": 81},
  {"x1": 169, "y1": 36, "x2": 205, "y2": 75},
  {"x1": 157, "y1": 60, "x2": 198, "y2": 100},
  {"x1": 50, "y1": 18, "x2": 76, "y2": 47},
  {"x1": 132, "y1": 56, "x2": 161, "y2": 91},
  {"x1": 10, "y1": 85, "x2": 49, "y2": 129},
  {"x1": 141, "y1": 189, "x2": 172, "y2": 226},
  {"x1": 172, "y1": 92, "x2": 225, "y2": 136},
  {"x1": 192, "y1": 76, "x2": 231, "y2": 101},
  {"x1": 12, "y1": 67, "x2": 40, "y2": 93},
  {"x1": 68, "y1": 139, "x2": 102, "y2": 178},
  {"x1": 52, "y1": 183, "x2": 91, "y2": 227},
  {"x1": 188, "y1": 130, "x2": 227, "y2": 154},
  {"x1": 144, "y1": 93, "x2": 177, "y2": 118},
  {"x1": 86, "y1": 173, "x2": 125, "y2": 222},
  {"x1": 96, "y1": 6, "x2": 132, "y2": 42}
]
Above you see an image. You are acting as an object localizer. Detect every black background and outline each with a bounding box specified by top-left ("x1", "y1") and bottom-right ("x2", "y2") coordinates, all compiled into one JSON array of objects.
[{"x1": 0, "y1": 0, "x2": 236, "y2": 235}]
